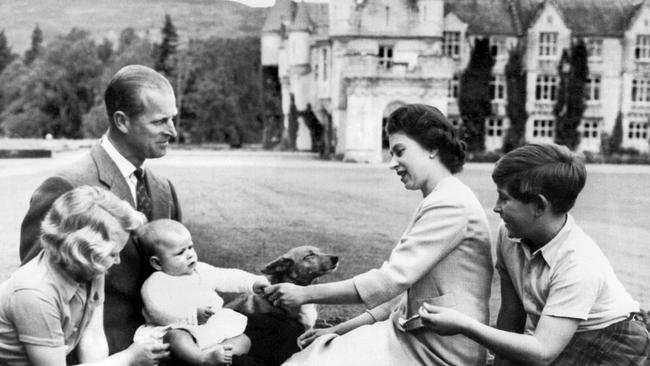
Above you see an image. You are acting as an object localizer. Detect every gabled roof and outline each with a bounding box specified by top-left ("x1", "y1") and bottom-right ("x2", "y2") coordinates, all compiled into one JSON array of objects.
[
  {"x1": 288, "y1": 1, "x2": 313, "y2": 32},
  {"x1": 518, "y1": 0, "x2": 642, "y2": 37},
  {"x1": 445, "y1": 0, "x2": 520, "y2": 36}
]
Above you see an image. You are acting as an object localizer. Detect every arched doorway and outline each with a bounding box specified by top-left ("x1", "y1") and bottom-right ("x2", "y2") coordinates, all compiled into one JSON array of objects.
[{"x1": 382, "y1": 101, "x2": 405, "y2": 148}]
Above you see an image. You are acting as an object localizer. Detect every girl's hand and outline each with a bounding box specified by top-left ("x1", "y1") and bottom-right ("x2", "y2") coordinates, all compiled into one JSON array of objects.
[
  {"x1": 297, "y1": 327, "x2": 335, "y2": 349},
  {"x1": 263, "y1": 283, "x2": 307, "y2": 307},
  {"x1": 418, "y1": 303, "x2": 471, "y2": 336},
  {"x1": 126, "y1": 341, "x2": 170, "y2": 366},
  {"x1": 253, "y1": 278, "x2": 270, "y2": 294}
]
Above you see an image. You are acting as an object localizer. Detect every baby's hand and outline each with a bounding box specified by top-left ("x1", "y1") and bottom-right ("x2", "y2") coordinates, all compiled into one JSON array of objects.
[
  {"x1": 253, "y1": 278, "x2": 270, "y2": 295},
  {"x1": 197, "y1": 306, "x2": 214, "y2": 325}
]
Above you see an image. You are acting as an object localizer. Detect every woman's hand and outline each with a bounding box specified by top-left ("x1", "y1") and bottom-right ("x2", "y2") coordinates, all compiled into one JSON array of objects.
[
  {"x1": 263, "y1": 283, "x2": 308, "y2": 308},
  {"x1": 297, "y1": 327, "x2": 336, "y2": 349},
  {"x1": 418, "y1": 303, "x2": 472, "y2": 336},
  {"x1": 126, "y1": 341, "x2": 170, "y2": 366}
]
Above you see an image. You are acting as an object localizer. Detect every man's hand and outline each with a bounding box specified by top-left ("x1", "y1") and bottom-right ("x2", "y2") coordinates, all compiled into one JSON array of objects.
[
  {"x1": 263, "y1": 283, "x2": 307, "y2": 308},
  {"x1": 197, "y1": 306, "x2": 215, "y2": 325}
]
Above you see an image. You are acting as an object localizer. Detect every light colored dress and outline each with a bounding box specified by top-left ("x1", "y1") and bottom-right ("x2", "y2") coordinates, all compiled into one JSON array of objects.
[
  {"x1": 135, "y1": 262, "x2": 265, "y2": 350},
  {"x1": 284, "y1": 176, "x2": 493, "y2": 366}
]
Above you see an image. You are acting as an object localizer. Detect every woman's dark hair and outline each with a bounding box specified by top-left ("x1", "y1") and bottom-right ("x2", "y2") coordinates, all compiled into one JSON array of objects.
[{"x1": 385, "y1": 104, "x2": 466, "y2": 173}]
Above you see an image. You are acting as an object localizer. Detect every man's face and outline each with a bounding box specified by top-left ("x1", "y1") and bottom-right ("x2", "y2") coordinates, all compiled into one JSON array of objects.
[{"x1": 124, "y1": 86, "x2": 178, "y2": 163}]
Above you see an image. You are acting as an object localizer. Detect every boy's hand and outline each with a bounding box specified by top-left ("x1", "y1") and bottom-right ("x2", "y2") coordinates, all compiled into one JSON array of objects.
[
  {"x1": 418, "y1": 303, "x2": 471, "y2": 336},
  {"x1": 197, "y1": 306, "x2": 214, "y2": 325},
  {"x1": 253, "y1": 278, "x2": 270, "y2": 295}
]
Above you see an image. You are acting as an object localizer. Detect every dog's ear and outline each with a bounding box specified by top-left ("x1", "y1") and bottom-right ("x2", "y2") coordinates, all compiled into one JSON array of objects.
[{"x1": 262, "y1": 257, "x2": 294, "y2": 275}]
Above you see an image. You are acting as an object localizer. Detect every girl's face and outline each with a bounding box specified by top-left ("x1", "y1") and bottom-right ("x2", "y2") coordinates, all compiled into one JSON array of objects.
[
  {"x1": 388, "y1": 132, "x2": 435, "y2": 195},
  {"x1": 98, "y1": 229, "x2": 129, "y2": 274}
]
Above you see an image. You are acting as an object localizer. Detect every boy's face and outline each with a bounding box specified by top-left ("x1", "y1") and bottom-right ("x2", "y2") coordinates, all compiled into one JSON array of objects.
[
  {"x1": 153, "y1": 229, "x2": 198, "y2": 276},
  {"x1": 493, "y1": 186, "x2": 538, "y2": 240}
]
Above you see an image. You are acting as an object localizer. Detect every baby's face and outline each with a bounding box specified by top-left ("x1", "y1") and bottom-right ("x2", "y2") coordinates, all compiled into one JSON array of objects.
[{"x1": 155, "y1": 230, "x2": 198, "y2": 276}]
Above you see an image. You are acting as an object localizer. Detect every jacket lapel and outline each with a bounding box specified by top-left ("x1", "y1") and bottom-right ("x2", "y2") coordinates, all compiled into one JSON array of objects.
[
  {"x1": 145, "y1": 169, "x2": 171, "y2": 219},
  {"x1": 90, "y1": 144, "x2": 135, "y2": 207}
]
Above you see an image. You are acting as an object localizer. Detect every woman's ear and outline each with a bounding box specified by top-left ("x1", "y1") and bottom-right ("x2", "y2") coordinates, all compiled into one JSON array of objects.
[{"x1": 149, "y1": 256, "x2": 163, "y2": 271}]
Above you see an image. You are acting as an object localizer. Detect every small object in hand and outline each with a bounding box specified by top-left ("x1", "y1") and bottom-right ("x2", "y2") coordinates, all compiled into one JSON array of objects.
[{"x1": 399, "y1": 314, "x2": 423, "y2": 330}]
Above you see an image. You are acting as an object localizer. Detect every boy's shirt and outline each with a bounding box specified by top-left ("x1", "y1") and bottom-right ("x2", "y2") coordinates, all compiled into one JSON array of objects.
[{"x1": 496, "y1": 214, "x2": 638, "y2": 335}]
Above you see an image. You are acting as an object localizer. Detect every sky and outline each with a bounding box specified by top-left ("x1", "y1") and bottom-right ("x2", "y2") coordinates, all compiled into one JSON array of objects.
[{"x1": 230, "y1": 0, "x2": 327, "y2": 7}]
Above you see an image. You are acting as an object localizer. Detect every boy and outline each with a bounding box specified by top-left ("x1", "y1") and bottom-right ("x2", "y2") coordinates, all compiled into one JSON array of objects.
[
  {"x1": 134, "y1": 219, "x2": 269, "y2": 365},
  {"x1": 417, "y1": 143, "x2": 649, "y2": 365}
]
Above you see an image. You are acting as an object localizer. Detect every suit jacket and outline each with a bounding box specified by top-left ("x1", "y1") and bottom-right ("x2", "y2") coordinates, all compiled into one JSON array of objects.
[{"x1": 19, "y1": 143, "x2": 182, "y2": 354}]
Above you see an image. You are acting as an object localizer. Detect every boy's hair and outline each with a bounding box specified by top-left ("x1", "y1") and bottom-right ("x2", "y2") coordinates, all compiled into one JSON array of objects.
[
  {"x1": 492, "y1": 143, "x2": 586, "y2": 214},
  {"x1": 136, "y1": 219, "x2": 188, "y2": 259},
  {"x1": 41, "y1": 185, "x2": 146, "y2": 279}
]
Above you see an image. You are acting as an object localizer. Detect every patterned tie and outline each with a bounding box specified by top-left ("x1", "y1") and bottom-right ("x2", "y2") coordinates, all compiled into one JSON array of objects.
[{"x1": 134, "y1": 168, "x2": 152, "y2": 219}]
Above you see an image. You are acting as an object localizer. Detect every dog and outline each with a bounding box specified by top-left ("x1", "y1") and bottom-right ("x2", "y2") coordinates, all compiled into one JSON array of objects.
[{"x1": 223, "y1": 245, "x2": 339, "y2": 329}]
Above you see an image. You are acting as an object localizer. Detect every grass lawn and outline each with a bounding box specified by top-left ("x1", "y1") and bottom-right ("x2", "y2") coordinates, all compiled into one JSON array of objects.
[{"x1": 2, "y1": 148, "x2": 649, "y2": 324}]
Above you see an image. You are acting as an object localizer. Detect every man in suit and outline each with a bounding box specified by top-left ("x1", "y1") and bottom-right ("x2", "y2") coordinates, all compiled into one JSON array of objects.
[{"x1": 19, "y1": 64, "x2": 183, "y2": 354}]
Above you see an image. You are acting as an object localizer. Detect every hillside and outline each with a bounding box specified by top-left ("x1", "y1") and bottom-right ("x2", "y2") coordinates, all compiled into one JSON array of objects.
[{"x1": 0, "y1": 0, "x2": 270, "y2": 53}]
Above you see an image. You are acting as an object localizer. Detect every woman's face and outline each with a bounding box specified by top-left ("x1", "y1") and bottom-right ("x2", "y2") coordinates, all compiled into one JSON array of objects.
[{"x1": 388, "y1": 132, "x2": 435, "y2": 194}]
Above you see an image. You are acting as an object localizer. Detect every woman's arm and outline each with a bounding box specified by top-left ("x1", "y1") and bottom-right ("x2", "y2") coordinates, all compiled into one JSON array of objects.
[
  {"x1": 418, "y1": 304, "x2": 579, "y2": 366},
  {"x1": 76, "y1": 304, "x2": 108, "y2": 362},
  {"x1": 25, "y1": 342, "x2": 169, "y2": 366},
  {"x1": 265, "y1": 278, "x2": 361, "y2": 307},
  {"x1": 298, "y1": 311, "x2": 375, "y2": 348}
]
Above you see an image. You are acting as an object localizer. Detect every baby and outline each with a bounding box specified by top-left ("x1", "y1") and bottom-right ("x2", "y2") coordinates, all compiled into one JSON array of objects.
[{"x1": 133, "y1": 219, "x2": 269, "y2": 365}]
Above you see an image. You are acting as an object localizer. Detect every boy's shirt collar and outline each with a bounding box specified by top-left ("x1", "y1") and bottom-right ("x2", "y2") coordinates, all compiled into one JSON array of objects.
[{"x1": 517, "y1": 214, "x2": 574, "y2": 269}]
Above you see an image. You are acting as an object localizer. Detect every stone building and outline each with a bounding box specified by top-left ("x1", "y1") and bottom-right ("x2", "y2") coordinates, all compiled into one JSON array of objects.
[{"x1": 261, "y1": 0, "x2": 650, "y2": 163}]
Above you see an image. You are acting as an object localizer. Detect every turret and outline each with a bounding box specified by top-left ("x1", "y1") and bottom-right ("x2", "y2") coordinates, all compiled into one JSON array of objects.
[
  {"x1": 287, "y1": 1, "x2": 313, "y2": 111},
  {"x1": 261, "y1": 0, "x2": 291, "y2": 66}
]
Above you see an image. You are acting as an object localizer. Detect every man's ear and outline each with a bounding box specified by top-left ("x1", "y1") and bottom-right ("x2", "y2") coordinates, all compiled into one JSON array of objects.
[
  {"x1": 149, "y1": 256, "x2": 163, "y2": 271},
  {"x1": 533, "y1": 194, "x2": 551, "y2": 217},
  {"x1": 113, "y1": 111, "x2": 130, "y2": 134}
]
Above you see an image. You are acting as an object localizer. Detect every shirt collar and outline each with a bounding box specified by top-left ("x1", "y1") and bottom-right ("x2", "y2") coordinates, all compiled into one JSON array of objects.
[
  {"x1": 42, "y1": 251, "x2": 84, "y2": 303},
  {"x1": 533, "y1": 214, "x2": 574, "y2": 269},
  {"x1": 101, "y1": 135, "x2": 144, "y2": 178}
]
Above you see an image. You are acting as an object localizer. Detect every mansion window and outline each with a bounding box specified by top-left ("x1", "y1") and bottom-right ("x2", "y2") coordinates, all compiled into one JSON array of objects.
[
  {"x1": 486, "y1": 117, "x2": 506, "y2": 137},
  {"x1": 448, "y1": 74, "x2": 459, "y2": 99},
  {"x1": 490, "y1": 75, "x2": 506, "y2": 101},
  {"x1": 538, "y1": 32, "x2": 558, "y2": 57},
  {"x1": 532, "y1": 119, "x2": 555, "y2": 139},
  {"x1": 490, "y1": 37, "x2": 507, "y2": 58},
  {"x1": 635, "y1": 35, "x2": 650, "y2": 60},
  {"x1": 585, "y1": 76, "x2": 601, "y2": 101},
  {"x1": 628, "y1": 122, "x2": 649, "y2": 140},
  {"x1": 631, "y1": 78, "x2": 650, "y2": 103},
  {"x1": 378, "y1": 45, "x2": 393, "y2": 69},
  {"x1": 580, "y1": 120, "x2": 600, "y2": 139},
  {"x1": 535, "y1": 75, "x2": 558, "y2": 101},
  {"x1": 443, "y1": 31, "x2": 461, "y2": 57},
  {"x1": 586, "y1": 38, "x2": 603, "y2": 59},
  {"x1": 322, "y1": 49, "x2": 328, "y2": 81}
]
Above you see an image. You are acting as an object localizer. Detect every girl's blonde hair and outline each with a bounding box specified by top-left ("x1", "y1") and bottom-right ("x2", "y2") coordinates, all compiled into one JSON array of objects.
[{"x1": 40, "y1": 185, "x2": 146, "y2": 279}]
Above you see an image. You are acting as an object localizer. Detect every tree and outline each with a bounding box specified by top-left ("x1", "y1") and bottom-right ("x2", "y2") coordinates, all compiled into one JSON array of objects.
[
  {"x1": 261, "y1": 65, "x2": 283, "y2": 149},
  {"x1": 554, "y1": 39, "x2": 588, "y2": 150},
  {"x1": 24, "y1": 25, "x2": 43, "y2": 66},
  {"x1": 459, "y1": 38, "x2": 494, "y2": 153},
  {"x1": 97, "y1": 38, "x2": 113, "y2": 64},
  {"x1": 503, "y1": 43, "x2": 527, "y2": 152},
  {"x1": 154, "y1": 14, "x2": 179, "y2": 75},
  {"x1": 601, "y1": 112, "x2": 623, "y2": 155},
  {"x1": 0, "y1": 30, "x2": 17, "y2": 74}
]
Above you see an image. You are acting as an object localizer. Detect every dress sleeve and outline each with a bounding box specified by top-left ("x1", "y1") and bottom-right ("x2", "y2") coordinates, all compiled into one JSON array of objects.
[
  {"x1": 10, "y1": 289, "x2": 65, "y2": 347},
  {"x1": 353, "y1": 199, "x2": 467, "y2": 309},
  {"x1": 141, "y1": 274, "x2": 197, "y2": 326},
  {"x1": 198, "y1": 263, "x2": 265, "y2": 294}
]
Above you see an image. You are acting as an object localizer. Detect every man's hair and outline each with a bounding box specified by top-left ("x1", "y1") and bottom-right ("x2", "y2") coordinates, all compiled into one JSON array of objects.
[
  {"x1": 135, "y1": 219, "x2": 188, "y2": 259},
  {"x1": 385, "y1": 104, "x2": 467, "y2": 174},
  {"x1": 492, "y1": 143, "x2": 586, "y2": 214},
  {"x1": 40, "y1": 185, "x2": 146, "y2": 279},
  {"x1": 104, "y1": 64, "x2": 172, "y2": 123}
]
